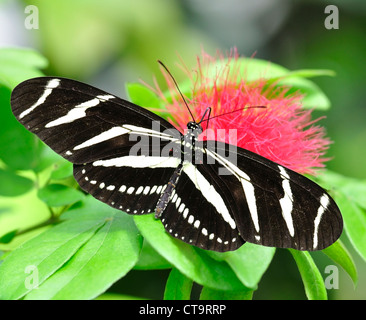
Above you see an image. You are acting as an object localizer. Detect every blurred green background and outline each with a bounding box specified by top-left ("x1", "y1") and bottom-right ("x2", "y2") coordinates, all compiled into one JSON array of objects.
[{"x1": 1, "y1": 0, "x2": 365, "y2": 299}]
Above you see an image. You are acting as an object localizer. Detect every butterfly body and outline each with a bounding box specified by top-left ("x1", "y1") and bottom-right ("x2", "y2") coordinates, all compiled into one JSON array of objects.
[{"x1": 10, "y1": 77, "x2": 343, "y2": 252}]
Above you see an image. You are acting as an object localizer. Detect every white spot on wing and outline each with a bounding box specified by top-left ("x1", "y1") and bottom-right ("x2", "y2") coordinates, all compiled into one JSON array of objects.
[
  {"x1": 193, "y1": 220, "x2": 200, "y2": 229},
  {"x1": 127, "y1": 187, "x2": 135, "y2": 194},
  {"x1": 135, "y1": 186, "x2": 144, "y2": 195}
]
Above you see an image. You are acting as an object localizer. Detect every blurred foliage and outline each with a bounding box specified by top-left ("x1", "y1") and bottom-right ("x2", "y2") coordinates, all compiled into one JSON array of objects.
[{"x1": 0, "y1": 0, "x2": 365, "y2": 300}]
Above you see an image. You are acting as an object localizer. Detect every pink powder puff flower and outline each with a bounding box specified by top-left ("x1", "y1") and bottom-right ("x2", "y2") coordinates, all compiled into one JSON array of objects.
[{"x1": 152, "y1": 49, "x2": 331, "y2": 175}]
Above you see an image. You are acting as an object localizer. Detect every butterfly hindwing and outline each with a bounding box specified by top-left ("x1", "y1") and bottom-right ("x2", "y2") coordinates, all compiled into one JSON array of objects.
[
  {"x1": 160, "y1": 161, "x2": 244, "y2": 252},
  {"x1": 74, "y1": 162, "x2": 177, "y2": 215}
]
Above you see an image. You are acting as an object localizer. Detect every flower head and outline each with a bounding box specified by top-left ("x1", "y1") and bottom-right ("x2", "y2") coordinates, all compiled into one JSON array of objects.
[{"x1": 152, "y1": 49, "x2": 331, "y2": 175}]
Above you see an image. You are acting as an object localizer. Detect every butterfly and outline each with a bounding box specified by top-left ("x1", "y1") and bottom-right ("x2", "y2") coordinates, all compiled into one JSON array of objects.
[{"x1": 10, "y1": 69, "x2": 343, "y2": 252}]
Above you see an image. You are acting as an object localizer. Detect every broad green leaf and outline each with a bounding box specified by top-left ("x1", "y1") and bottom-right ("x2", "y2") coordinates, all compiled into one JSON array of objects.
[
  {"x1": 276, "y1": 69, "x2": 336, "y2": 79},
  {"x1": 0, "y1": 48, "x2": 47, "y2": 89},
  {"x1": 200, "y1": 287, "x2": 253, "y2": 300},
  {"x1": 96, "y1": 293, "x2": 147, "y2": 300},
  {"x1": 24, "y1": 210, "x2": 142, "y2": 299},
  {"x1": 0, "y1": 188, "x2": 50, "y2": 251},
  {"x1": 333, "y1": 192, "x2": 366, "y2": 262},
  {"x1": 213, "y1": 243, "x2": 275, "y2": 289},
  {"x1": 49, "y1": 161, "x2": 73, "y2": 180},
  {"x1": 164, "y1": 268, "x2": 193, "y2": 300},
  {"x1": 0, "y1": 230, "x2": 18, "y2": 244},
  {"x1": 322, "y1": 240, "x2": 357, "y2": 286},
  {"x1": 312, "y1": 170, "x2": 366, "y2": 262},
  {"x1": 134, "y1": 214, "x2": 248, "y2": 291},
  {"x1": 134, "y1": 239, "x2": 171, "y2": 270},
  {"x1": 37, "y1": 184, "x2": 85, "y2": 207},
  {"x1": 126, "y1": 83, "x2": 162, "y2": 109},
  {"x1": 316, "y1": 170, "x2": 366, "y2": 210},
  {"x1": 276, "y1": 76, "x2": 331, "y2": 110},
  {"x1": 234, "y1": 58, "x2": 333, "y2": 110},
  {"x1": 0, "y1": 86, "x2": 44, "y2": 171},
  {"x1": 289, "y1": 250, "x2": 327, "y2": 300},
  {"x1": 0, "y1": 218, "x2": 104, "y2": 300},
  {"x1": 158, "y1": 57, "x2": 332, "y2": 112},
  {"x1": 0, "y1": 169, "x2": 34, "y2": 197},
  {"x1": 0, "y1": 196, "x2": 142, "y2": 300}
]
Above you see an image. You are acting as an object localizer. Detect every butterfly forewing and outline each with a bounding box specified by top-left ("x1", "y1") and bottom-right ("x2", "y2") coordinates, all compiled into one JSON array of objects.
[
  {"x1": 205, "y1": 141, "x2": 343, "y2": 251},
  {"x1": 10, "y1": 76, "x2": 182, "y2": 215},
  {"x1": 10, "y1": 77, "x2": 180, "y2": 164}
]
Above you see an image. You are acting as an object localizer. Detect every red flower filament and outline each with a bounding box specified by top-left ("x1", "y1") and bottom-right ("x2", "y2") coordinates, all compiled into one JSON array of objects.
[{"x1": 153, "y1": 50, "x2": 331, "y2": 175}]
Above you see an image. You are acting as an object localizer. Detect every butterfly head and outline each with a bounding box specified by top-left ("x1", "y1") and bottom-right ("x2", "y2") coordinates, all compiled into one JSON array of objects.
[{"x1": 187, "y1": 121, "x2": 203, "y2": 137}]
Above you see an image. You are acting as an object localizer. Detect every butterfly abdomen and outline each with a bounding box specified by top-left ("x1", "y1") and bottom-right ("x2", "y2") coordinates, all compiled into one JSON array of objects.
[{"x1": 155, "y1": 163, "x2": 183, "y2": 218}]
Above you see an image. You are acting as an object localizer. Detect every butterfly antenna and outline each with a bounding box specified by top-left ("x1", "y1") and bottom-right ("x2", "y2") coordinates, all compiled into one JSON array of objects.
[
  {"x1": 200, "y1": 105, "x2": 266, "y2": 123},
  {"x1": 157, "y1": 60, "x2": 195, "y2": 122},
  {"x1": 198, "y1": 106, "x2": 212, "y2": 131}
]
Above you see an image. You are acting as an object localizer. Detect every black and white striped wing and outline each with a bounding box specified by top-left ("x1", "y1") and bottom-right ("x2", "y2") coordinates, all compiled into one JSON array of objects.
[
  {"x1": 160, "y1": 161, "x2": 245, "y2": 252},
  {"x1": 204, "y1": 141, "x2": 343, "y2": 251},
  {"x1": 10, "y1": 77, "x2": 181, "y2": 164},
  {"x1": 11, "y1": 77, "x2": 182, "y2": 214}
]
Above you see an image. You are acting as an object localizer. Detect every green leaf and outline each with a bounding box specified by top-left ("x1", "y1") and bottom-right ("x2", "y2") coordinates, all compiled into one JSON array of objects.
[
  {"x1": 0, "y1": 196, "x2": 142, "y2": 300},
  {"x1": 134, "y1": 239, "x2": 171, "y2": 270},
  {"x1": 214, "y1": 243, "x2": 275, "y2": 289},
  {"x1": 0, "y1": 230, "x2": 18, "y2": 244},
  {"x1": 0, "y1": 48, "x2": 47, "y2": 89},
  {"x1": 276, "y1": 69, "x2": 336, "y2": 79},
  {"x1": 164, "y1": 268, "x2": 193, "y2": 300},
  {"x1": 126, "y1": 83, "x2": 162, "y2": 109},
  {"x1": 277, "y1": 76, "x2": 331, "y2": 110},
  {"x1": 50, "y1": 161, "x2": 74, "y2": 180},
  {"x1": 25, "y1": 214, "x2": 141, "y2": 299},
  {"x1": 317, "y1": 170, "x2": 366, "y2": 210},
  {"x1": 0, "y1": 169, "x2": 34, "y2": 197},
  {"x1": 199, "y1": 57, "x2": 332, "y2": 110},
  {"x1": 322, "y1": 240, "x2": 357, "y2": 286},
  {"x1": 313, "y1": 171, "x2": 366, "y2": 262},
  {"x1": 37, "y1": 184, "x2": 85, "y2": 207},
  {"x1": 95, "y1": 292, "x2": 147, "y2": 300},
  {"x1": 334, "y1": 192, "x2": 366, "y2": 262},
  {"x1": 0, "y1": 218, "x2": 104, "y2": 300},
  {"x1": 134, "y1": 214, "x2": 248, "y2": 291},
  {"x1": 0, "y1": 86, "x2": 45, "y2": 171},
  {"x1": 200, "y1": 286, "x2": 253, "y2": 300},
  {"x1": 289, "y1": 250, "x2": 327, "y2": 300}
]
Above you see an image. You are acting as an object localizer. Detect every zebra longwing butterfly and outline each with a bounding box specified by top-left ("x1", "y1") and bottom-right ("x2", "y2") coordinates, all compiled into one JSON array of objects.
[{"x1": 10, "y1": 76, "x2": 343, "y2": 252}]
